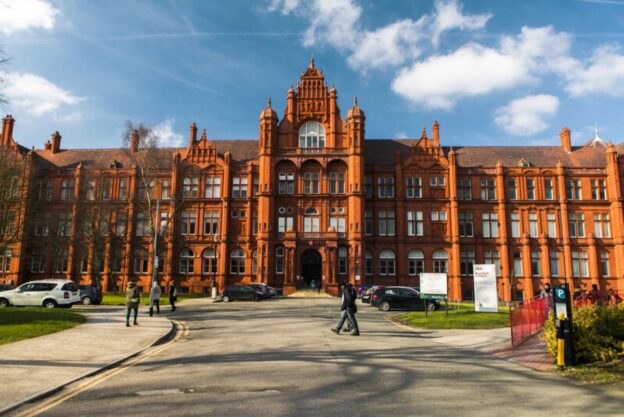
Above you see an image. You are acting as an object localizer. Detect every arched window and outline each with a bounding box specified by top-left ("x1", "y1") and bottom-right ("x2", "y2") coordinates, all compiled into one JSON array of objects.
[
  {"x1": 275, "y1": 247, "x2": 284, "y2": 274},
  {"x1": 1, "y1": 250, "x2": 11, "y2": 273},
  {"x1": 230, "y1": 248, "x2": 245, "y2": 275},
  {"x1": 304, "y1": 207, "x2": 320, "y2": 233},
  {"x1": 379, "y1": 249, "x2": 396, "y2": 276},
  {"x1": 338, "y1": 247, "x2": 348, "y2": 275},
  {"x1": 179, "y1": 248, "x2": 195, "y2": 274},
  {"x1": 252, "y1": 250, "x2": 258, "y2": 275},
  {"x1": 433, "y1": 249, "x2": 448, "y2": 273},
  {"x1": 365, "y1": 250, "x2": 373, "y2": 276},
  {"x1": 408, "y1": 250, "x2": 424, "y2": 276},
  {"x1": 202, "y1": 248, "x2": 217, "y2": 275},
  {"x1": 299, "y1": 121, "x2": 326, "y2": 148}
]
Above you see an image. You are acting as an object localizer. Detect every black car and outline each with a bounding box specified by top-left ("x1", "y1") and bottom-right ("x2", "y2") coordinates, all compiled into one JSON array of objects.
[
  {"x1": 372, "y1": 286, "x2": 439, "y2": 312},
  {"x1": 221, "y1": 285, "x2": 265, "y2": 302},
  {"x1": 78, "y1": 285, "x2": 103, "y2": 305},
  {"x1": 247, "y1": 284, "x2": 272, "y2": 299}
]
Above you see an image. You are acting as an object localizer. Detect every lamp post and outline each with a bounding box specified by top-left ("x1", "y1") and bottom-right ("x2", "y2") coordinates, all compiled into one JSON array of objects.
[
  {"x1": 149, "y1": 199, "x2": 160, "y2": 317},
  {"x1": 210, "y1": 234, "x2": 219, "y2": 300}
]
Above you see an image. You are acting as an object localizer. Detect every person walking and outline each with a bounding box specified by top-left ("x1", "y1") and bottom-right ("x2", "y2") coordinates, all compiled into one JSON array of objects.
[
  {"x1": 150, "y1": 282, "x2": 161, "y2": 315},
  {"x1": 169, "y1": 284, "x2": 177, "y2": 312},
  {"x1": 125, "y1": 281, "x2": 140, "y2": 327},
  {"x1": 331, "y1": 281, "x2": 359, "y2": 336}
]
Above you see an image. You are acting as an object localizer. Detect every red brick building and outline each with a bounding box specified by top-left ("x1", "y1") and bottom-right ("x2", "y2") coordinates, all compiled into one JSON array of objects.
[{"x1": 1, "y1": 60, "x2": 623, "y2": 300}]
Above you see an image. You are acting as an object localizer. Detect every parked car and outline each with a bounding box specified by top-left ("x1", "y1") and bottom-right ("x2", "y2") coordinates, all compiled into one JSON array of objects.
[
  {"x1": 0, "y1": 283, "x2": 14, "y2": 292},
  {"x1": 248, "y1": 284, "x2": 272, "y2": 299},
  {"x1": 0, "y1": 280, "x2": 81, "y2": 308},
  {"x1": 372, "y1": 286, "x2": 439, "y2": 312},
  {"x1": 78, "y1": 284, "x2": 103, "y2": 305},
  {"x1": 221, "y1": 285, "x2": 265, "y2": 302},
  {"x1": 362, "y1": 285, "x2": 384, "y2": 304}
]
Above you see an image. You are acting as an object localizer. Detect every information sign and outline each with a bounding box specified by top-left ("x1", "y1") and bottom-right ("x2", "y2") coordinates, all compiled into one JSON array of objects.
[{"x1": 473, "y1": 264, "x2": 498, "y2": 313}]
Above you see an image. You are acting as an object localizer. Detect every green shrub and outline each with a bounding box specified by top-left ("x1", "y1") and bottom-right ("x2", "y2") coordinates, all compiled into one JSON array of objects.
[{"x1": 543, "y1": 303, "x2": 624, "y2": 364}]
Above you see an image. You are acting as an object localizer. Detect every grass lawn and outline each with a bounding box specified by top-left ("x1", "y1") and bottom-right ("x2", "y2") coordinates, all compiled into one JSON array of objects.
[
  {"x1": 99, "y1": 293, "x2": 206, "y2": 306},
  {"x1": 559, "y1": 360, "x2": 624, "y2": 384},
  {"x1": 394, "y1": 303, "x2": 510, "y2": 330},
  {"x1": 0, "y1": 307, "x2": 86, "y2": 345}
]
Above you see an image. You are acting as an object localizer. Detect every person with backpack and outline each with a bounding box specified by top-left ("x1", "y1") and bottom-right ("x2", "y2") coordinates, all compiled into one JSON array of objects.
[{"x1": 125, "y1": 281, "x2": 141, "y2": 327}]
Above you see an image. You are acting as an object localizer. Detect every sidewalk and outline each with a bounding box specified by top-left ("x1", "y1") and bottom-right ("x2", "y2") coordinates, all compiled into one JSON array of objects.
[
  {"x1": 0, "y1": 307, "x2": 173, "y2": 413},
  {"x1": 489, "y1": 330, "x2": 554, "y2": 372}
]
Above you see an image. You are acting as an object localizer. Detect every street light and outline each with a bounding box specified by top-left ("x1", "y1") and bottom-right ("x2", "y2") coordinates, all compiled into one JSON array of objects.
[
  {"x1": 149, "y1": 199, "x2": 161, "y2": 317},
  {"x1": 210, "y1": 234, "x2": 219, "y2": 300}
]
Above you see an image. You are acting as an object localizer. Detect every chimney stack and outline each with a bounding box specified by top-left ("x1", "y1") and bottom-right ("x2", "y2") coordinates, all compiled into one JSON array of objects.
[
  {"x1": 432, "y1": 120, "x2": 440, "y2": 143},
  {"x1": 190, "y1": 122, "x2": 198, "y2": 144},
  {"x1": 2, "y1": 115, "x2": 15, "y2": 147},
  {"x1": 51, "y1": 131, "x2": 61, "y2": 154},
  {"x1": 560, "y1": 127, "x2": 572, "y2": 153},
  {"x1": 130, "y1": 129, "x2": 140, "y2": 153}
]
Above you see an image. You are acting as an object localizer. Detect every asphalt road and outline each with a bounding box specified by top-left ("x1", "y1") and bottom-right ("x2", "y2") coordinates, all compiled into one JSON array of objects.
[{"x1": 12, "y1": 298, "x2": 623, "y2": 417}]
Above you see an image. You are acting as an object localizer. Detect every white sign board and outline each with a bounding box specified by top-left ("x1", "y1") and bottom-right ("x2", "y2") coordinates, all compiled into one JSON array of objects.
[
  {"x1": 420, "y1": 273, "x2": 447, "y2": 298},
  {"x1": 473, "y1": 264, "x2": 498, "y2": 313}
]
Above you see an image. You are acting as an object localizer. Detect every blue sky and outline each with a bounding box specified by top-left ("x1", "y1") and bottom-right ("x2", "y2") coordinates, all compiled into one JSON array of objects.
[{"x1": 2, "y1": 0, "x2": 624, "y2": 150}]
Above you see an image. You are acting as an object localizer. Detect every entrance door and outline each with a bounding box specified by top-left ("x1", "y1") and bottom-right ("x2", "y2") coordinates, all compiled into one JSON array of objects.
[{"x1": 301, "y1": 249, "x2": 322, "y2": 289}]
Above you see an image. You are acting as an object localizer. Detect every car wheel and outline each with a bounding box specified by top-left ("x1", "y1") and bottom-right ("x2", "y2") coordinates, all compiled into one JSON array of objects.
[
  {"x1": 379, "y1": 301, "x2": 390, "y2": 312},
  {"x1": 222, "y1": 295, "x2": 230, "y2": 303},
  {"x1": 0, "y1": 298, "x2": 9, "y2": 308},
  {"x1": 43, "y1": 300, "x2": 57, "y2": 309},
  {"x1": 82, "y1": 297, "x2": 92, "y2": 305},
  {"x1": 426, "y1": 302, "x2": 436, "y2": 311},
  {"x1": 251, "y1": 295, "x2": 259, "y2": 302}
]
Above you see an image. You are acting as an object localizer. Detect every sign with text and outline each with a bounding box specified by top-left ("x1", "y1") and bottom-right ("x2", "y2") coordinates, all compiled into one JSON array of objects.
[
  {"x1": 420, "y1": 273, "x2": 447, "y2": 300},
  {"x1": 473, "y1": 264, "x2": 498, "y2": 313}
]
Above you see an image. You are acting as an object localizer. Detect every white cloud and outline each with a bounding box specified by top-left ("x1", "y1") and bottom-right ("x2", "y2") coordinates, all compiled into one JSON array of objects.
[
  {"x1": 563, "y1": 45, "x2": 624, "y2": 96},
  {"x1": 392, "y1": 26, "x2": 574, "y2": 110},
  {"x1": 2, "y1": 71, "x2": 82, "y2": 117},
  {"x1": 494, "y1": 94, "x2": 560, "y2": 136},
  {"x1": 269, "y1": 0, "x2": 490, "y2": 72},
  {"x1": 430, "y1": 0, "x2": 491, "y2": 46},
  {"x1": 392, "y1": 44, "x2": 528, "y2": 110},
  {"x1": 152, "y1": 119, "x2": 184, "y2": 147},
  {"x1": 0, "y1": 0, "x2": 59, "y2": 35}
]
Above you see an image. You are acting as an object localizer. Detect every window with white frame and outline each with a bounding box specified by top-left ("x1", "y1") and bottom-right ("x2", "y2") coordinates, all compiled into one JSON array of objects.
[
  {"x1": 431, "y1": 210, "x2": 447, "y2": 222},
  {"x1": 378, "y1": 177, "x2": 395, "y2": 198},
  {"x1": 547, "y1": 213, "x2": 557, "y2": 238},
  {"x1": 329, "y1": 172, "x2": 345, "y2": 194},
  {"x1": 161, "y1": 179, "x2": 170, "y2": 200},
  {"x1": 279, "y1": 172, "x2": 295, "y2": 194},
  {"x1": 230, "y1": 248, "x2": 245, "y2": 274},
  {"x1": 433, "y1": 249, "x2": 448, "y2": 273},
  {"x1": 181, "y1": 210, "x2": 197, "y2": 235},
  {"x1": 133, "y1": 249, "x2": 149, "y2": 273},
  {"x1": 203, "y1": 210, "x2": 219, "y2": 235},
  {"x1": 529, "y1": 213, "x2": 538, "y2": 238},
  {"x1": 601, "y1": 251, "x2": 610, "y2": 277},
  {"x1": 304, "y1": 208, "x2": 320, "y2": 233},
  {"x1": 0, "y1": 250, "x2": 11, "y2": 272},
  {"x1": 591, "y1": 179, "x2": 607, "y2": 200},
  {"x1": 507, "y1": 178, "x2": 517, "y2": 200},
  {"x1": 201, "y1": 248, "x2": 217, "y2": 275},
  {"x1": 526, "y1": 178, "x2": 536, "y2": 200},
  {"x1": 549, "y1": 250, "x2": 559, "y2": 277},
  {"x1": 513, "y1": 251, "x2": 523, "y2": 277},
  {"x1": 251, "y1": 250, "x2": 258, "y2": 275},
  {"x1": 365, "y1": 250, "x2": 373, "y2": 276},
  {"x1": 572, "y1": 251, "x2": 588, "y2": 277},
  {"x1": 378, "y1": 211, "x2": 395, "y2": 236},
  {"x1": 460, "y1": 250, "x2": 475, "y2": 276},
  {"x1": 278, "y1": 216, "x2": 294, "y2": 233},
  {"x1": 53, "y1": 249, "x2": 69, "y2": 273},
  {"x1": 57, "y1": 212, "x2": 72, "y2": 237},
  {"x1": 594, "y1": 213, "x2": 611, "y2": 238},
  {"x1": 299, "y1": 121, "x2": 326, "y2": 148},
  {"x1": 379, "y1": 249, "x2": 396, "y2": 276},
  {"x1": 338, "y1": 247, "x2": 348, "y2": 275},
  {"x1": 119, "y1": 179, "x2": 128, "y2": 200},
  {"x1": 60, "y1": 179, "x2": 74, "y2": 201},
  {"x1": 86, "y1": 179, "x2": 96, "y2": 201},
  {"x1": 457, "y1": 178, "x2": 472, "y2": 200},
  {"x1": 568, "y1": 213, "x2": 585, "y2": 238},
  {"x1": 179, "y1": 248, "x2": 194, "y2": 274},
  {"x1": 480, "y1": 179, "x2": 496, "y2": 200},
  {"x1": 364, "y1": 210, "x2": 373, "y2": 236},
  {"x1": 232, "y1": 177, "x2": 248, "y2": 198},
  {"x1": 511, "y1": 213, "x2": 520, "y2": 238},
  {"x1": 330, "y1": 217, "x2": 346, "y2": 233},
  {"x1": 565, "y1": 179, "x2": 582, "y2": 200},
  {"x1": 276, "y1": 247, "x2": 285, "y2": 274},
  {"x1": 304, "y1": 172, "x2": 319, "y2": 194},
  {"x1": 364, "y1": 176, "x2": 373, "y2": 199},
  {"x1": 406, "y1": 176, "x2": 422, "y2": 198},
  {"x1": 406, "y1": 211, "x2": 423, "y2": 236},
  {"x1": 459, "y1": 212, "x2": 473, "y2": 237},
  {"x1": 482, "y1": 213, "x2": 498, "y2": 238},
  {"x1": 205, "y1": 177, "x2": 221, "y2": 198},
  {"x1": 430, "y1": 176, "x2": 445, "y2": 187},
  {"x1": 31, "y1": 248, "x2": 46, "y2": 273},
  {"x1": 545, "y1": 178, "x2": 554, "y2": 200},
  {"x1": 408, "y1": 250, "x2": 424, "y2": 276},
  {"x1": 183, "y1": 177, "x2": 199, "y2": 198},
  {"x1": 531, "y1": 250, "x2": 541, "y2": 277}
]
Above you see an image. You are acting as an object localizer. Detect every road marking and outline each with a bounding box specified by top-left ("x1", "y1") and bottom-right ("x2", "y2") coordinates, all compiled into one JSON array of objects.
[{"x1": 15, "y1": 321, "x2": 189, "y2": 417}]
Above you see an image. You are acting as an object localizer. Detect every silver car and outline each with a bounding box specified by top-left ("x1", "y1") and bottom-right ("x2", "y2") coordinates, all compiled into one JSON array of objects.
[{"x1": 0, "y1": 280, "x2": 81, "y2": 308}]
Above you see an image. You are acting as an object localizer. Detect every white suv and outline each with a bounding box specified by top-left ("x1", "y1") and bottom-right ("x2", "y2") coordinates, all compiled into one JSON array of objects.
[{"x1": 0, "y1": 280, "x2": 81, "y2": 308}]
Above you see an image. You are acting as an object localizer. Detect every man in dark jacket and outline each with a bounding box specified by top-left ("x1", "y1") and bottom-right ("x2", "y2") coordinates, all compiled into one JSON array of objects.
[
  {"x1": 169, "y1": 284, "x2": 177, "y2": 312},
  {"x1": 331, "y1": 281, "x2": 359, "y2": 336}
]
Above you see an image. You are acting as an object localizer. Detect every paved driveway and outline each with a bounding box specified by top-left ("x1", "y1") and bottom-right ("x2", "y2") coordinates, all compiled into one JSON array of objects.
[{"x1": 15, "y1": 298, "x2": 623, "y2": 417}]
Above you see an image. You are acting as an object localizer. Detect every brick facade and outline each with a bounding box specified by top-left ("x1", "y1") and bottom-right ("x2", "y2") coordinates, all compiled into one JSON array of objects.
[{"x1": 1, "y1": 60, "x2": 623, "y2": 300}]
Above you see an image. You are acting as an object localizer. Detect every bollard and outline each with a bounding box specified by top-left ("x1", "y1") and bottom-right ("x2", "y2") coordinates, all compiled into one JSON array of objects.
[{"x1": 556, "y1": 313, "x2": 566, "y2": 368}]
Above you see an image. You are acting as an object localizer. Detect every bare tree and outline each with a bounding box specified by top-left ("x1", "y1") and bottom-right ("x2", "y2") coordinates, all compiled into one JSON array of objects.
[
  {"x1": 0, "y1": 45, "x2": 9, "y2": 109},
  {"x1": 0, "y1": 147, "x2": 28, "y2": 260}
]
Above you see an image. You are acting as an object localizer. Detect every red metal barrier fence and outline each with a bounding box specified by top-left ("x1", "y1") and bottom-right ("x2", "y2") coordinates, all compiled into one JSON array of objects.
[{"x1": 509, "y1": 296, "x2": 549, "y2": 346}]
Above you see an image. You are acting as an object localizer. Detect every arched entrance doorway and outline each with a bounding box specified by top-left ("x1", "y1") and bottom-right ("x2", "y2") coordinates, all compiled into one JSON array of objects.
[{"x1": 301, "y1": 249, "x2": 322, "y2": 289}]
